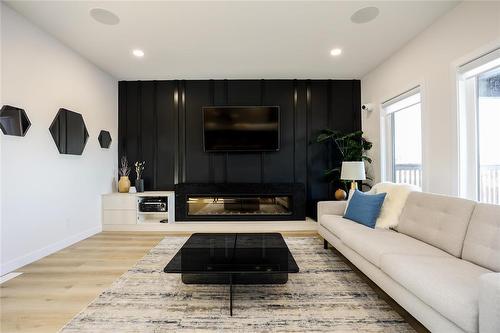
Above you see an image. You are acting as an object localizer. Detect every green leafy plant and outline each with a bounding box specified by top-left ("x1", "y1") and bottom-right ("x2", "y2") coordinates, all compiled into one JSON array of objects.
[{"x1": 316, "y1": 130, "x2": 373, "y2": 188}]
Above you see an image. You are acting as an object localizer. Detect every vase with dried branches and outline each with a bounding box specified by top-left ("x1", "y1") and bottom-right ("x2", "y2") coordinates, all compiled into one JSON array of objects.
[
  {"x1": 118, "y1": 156, "x2": 131, "y2": 193},
  {"x1": 134, "y1": 161, "x2": 146, "y2": 193}
]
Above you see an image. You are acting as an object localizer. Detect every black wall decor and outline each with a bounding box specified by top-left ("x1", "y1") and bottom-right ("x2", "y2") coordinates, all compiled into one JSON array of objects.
[
  {"x1": 49, "y1": 108, "x2": 89, "y2": 155},
  {"x1": 98, "y1": 130, "x2": 112, "y2": 148},
  {"x1": 118, "y1": 80, "x2": 361, "y2": 218},
  {"x1": 0, "y1": 105, "x2": 31, "y2": 137}
]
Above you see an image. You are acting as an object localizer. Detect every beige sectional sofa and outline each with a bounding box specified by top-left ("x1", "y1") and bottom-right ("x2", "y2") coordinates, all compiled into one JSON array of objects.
[{"x1": 318, "y1": 190, "x2": 500, "y2": 333}]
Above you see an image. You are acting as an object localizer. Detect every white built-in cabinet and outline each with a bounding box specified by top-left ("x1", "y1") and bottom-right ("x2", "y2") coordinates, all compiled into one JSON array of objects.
[{"x1": 101, "y1": 191, "x2": 175, "y2": 227}]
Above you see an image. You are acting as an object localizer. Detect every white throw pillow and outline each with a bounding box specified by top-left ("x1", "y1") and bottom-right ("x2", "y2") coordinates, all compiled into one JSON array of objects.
[
  {"x1": 371, "y1": 182, "x2": 420, "y2": 229},
  {"x1": 344, "y1": 188, "x2": 354, "y2": 215}
]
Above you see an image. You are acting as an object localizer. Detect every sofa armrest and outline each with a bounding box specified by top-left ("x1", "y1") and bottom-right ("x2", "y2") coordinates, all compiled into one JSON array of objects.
[
  {"x1": 479, "y1": 273, "x2": 500, "y2": 333},
  {"x1": 317, "y1": 201, "x2": 347, "y2": 220}
]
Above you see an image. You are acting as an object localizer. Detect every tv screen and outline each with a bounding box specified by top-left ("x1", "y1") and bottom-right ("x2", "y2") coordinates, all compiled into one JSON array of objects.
[{"x1": 203, "y1": 106, "x2": 280, "y2": 152}]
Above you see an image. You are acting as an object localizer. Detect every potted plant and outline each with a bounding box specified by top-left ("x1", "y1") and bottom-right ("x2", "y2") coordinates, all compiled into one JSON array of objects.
[
  {"x1": 316, "y1": 130, "x2": 373, "y2": 198},
  {"x1": 118, "y1": 156, "x2": 131, "y2": 193},
  {"x1": 134, "y1": 161, "x2": 146, "y2": 193}
]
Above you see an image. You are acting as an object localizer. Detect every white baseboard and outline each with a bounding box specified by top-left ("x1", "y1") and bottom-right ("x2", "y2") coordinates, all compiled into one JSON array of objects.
[
  {"x1": 0, "y1": 272, "x2": 23, "y2": 284},
  {"x1": 0, "y1": 226, "x2": 101, "y2": 275}
]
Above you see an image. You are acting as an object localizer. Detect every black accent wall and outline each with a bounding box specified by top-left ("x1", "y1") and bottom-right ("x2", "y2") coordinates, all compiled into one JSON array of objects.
[{"x1": 118, "y1": 80, "x2": 361, "y2": 218}]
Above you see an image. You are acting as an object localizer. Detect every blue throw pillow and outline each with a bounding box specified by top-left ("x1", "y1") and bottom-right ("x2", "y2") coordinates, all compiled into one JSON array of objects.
[{"x1": 343, "y1": 190, "x2": 386, "y2": 228}]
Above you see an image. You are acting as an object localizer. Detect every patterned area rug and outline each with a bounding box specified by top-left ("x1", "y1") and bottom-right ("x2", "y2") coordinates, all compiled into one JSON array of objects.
[{"x1": 61, "y1": 237, "x2": 414, "y2": 332}]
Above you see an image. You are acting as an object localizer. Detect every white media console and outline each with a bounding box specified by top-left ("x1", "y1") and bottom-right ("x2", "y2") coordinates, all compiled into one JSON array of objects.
[
  {"x1": 101, "y1": 190, "x2": 316, "y2": 233},
  {"x1": 102, "y1": 191, "x2": 175, "y2": 227}
]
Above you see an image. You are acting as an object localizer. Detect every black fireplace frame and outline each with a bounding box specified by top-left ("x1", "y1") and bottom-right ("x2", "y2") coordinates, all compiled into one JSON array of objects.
[{"x1": 175, "y1": 183, "x2": 306, "y2": 221}]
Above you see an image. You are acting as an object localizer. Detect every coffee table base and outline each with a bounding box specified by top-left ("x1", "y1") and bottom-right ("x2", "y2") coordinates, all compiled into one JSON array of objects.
[{"x1": 181, "y1": 273, "x2": 289, "y2": 316}]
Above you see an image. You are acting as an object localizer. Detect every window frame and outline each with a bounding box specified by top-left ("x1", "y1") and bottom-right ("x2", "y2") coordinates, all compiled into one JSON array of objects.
[
  {"x1": 381, "y1": 86, "x2": 423, "y2": 187},
  {"x1": 457, "y1": 48, "x2": 500, "y2": 202}
]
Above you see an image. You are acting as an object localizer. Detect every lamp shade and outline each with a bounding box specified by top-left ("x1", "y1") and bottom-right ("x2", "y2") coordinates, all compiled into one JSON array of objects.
[{"x1": 340, "y1": 161, "x2": 366, "y2": 181}]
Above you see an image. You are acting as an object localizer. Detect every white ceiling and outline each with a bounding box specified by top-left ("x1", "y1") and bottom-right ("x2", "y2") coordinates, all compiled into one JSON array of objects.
[{"x1": 5, "y1": 1, "x2": 459, "y2": 80}]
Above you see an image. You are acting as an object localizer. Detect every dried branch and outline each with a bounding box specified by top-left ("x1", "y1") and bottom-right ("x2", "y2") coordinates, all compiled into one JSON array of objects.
[{"x1": 119, "y1": 156, "x2": 131, "y2": 177}]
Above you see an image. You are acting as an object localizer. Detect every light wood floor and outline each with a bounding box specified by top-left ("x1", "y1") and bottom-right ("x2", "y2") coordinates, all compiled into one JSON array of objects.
[
  {"x1": 0, "y1": 232, "x2": 169, "y2": 333},
  {"x1": 0, "y1": 231, "x2": 317, "y2": 333}
]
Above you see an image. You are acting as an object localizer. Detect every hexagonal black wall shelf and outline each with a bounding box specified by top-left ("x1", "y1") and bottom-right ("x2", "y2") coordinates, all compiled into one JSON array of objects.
[
  {"x1": 0, "y1": 105, "x2": 31, "y2": 137},
  {"x1": 49, "y1": 108, "x2": 89, "y2": 155},
  {"x1": 98, "y1": 130, "x2": 112, "y2": 148}
]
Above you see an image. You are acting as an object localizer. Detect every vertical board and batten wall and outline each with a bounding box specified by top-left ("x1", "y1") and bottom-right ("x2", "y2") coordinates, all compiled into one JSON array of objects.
[{"x1": 118, "y1": 80, "x2": 360, "y2": 218}]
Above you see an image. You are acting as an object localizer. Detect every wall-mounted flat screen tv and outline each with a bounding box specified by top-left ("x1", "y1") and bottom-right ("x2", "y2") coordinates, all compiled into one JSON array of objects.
[{"x1": 203, "y1": 106, "x2": 280, "y2": 152}]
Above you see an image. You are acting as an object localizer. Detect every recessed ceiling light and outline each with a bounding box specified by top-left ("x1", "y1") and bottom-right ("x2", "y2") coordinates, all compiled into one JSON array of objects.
[
  {"x1": 132, "y1": 49, "x2": 145, "y2": 58},
  {"x1": 351, "y1": 7, "x2": 380, "y2": 24},
  {"x1": 89, "y1": 8, "x2": 120, "y2": 25},
  {"x1": 330, "y1": 48, "x2": 342, "y2": 56}
]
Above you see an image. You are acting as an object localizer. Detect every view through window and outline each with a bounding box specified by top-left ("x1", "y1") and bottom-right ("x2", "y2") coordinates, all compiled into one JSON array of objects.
[
  {"x1": 459, "y1": 49, "x2": 500, "y2": 205},
  {"x1": 383, "y1": 89, "x2": 422, "y2": 187},
  {"x1": 477, "y1": 67, "x2": 500, "y2": 204}
]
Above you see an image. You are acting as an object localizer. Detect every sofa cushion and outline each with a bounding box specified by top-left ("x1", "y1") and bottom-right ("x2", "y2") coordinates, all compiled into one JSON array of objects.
[
  {"x1": 462, "y1": 203, "x2": 500, "y2": 272},
  {"x1": 381, "y1": 254, "x2": 491, "y2": 333},
  {"x1": 320, "y1": 215, "x2": 450, "y2": 268},
  {"x1": 344, "y1": 229, "x2": 451, "y2": 268},
  {"x1": 320, "y1": 214, "x2": 371, "y2": 241},
  {"x1": 397, "y1": 191, "x2": 476, "y2": 257},
  {"x1": 343, "y1": 190, "x2": 386, "y2": 228},
  {"x1": 369, "y1": 182, "x2": 420, "y2": 229},
  {"x1": 479, "y1": 273, "x2": 500, "y2": 333}
]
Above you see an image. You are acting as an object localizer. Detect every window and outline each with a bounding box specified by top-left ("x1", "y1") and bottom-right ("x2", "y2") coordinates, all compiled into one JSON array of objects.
[
  {"x1": 458, "y1": 49, "x2": 500, "y2": 204},
  {"x1": 382, "y1": 88, "x2": 422, "y2": 187}
]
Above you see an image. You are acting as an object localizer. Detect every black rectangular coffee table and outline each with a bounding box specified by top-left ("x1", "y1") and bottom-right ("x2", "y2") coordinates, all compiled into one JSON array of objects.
[{"x1": 164, "y1": 233, "x2": 299, "y2": 315}]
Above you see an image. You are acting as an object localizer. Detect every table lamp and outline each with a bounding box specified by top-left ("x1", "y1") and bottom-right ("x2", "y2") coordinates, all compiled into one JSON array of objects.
[{"x1": 340, "y1": 161, "x2": 366, "y2": 190}]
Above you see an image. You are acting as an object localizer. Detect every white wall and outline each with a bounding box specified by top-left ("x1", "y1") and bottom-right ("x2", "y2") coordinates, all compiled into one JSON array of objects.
[
  {"x1": 0, "y1": 4, "x2": 118, "y2": 274},
  {"x1": 361, "y1": 1, "x2": 500, "y2": 195}
]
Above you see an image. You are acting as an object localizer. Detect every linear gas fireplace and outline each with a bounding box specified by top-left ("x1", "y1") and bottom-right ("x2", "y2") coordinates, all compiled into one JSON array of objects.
[
  {"x1": 175, "y1": 183, "x2": 305, "y2": 221},
  {"x1": 188, "y1": 196, "x2": 292, "y2": 216}
]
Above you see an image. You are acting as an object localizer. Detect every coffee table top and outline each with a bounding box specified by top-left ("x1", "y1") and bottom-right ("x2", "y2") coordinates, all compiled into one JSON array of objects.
[{"x1": 164, "y1": 233, "x2": 299, "y2": 274}]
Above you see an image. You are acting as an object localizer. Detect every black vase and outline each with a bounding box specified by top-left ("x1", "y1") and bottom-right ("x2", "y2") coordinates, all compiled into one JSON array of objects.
[{"x1": 136, "y1": 179, "x2": 144, "y2": 193}]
